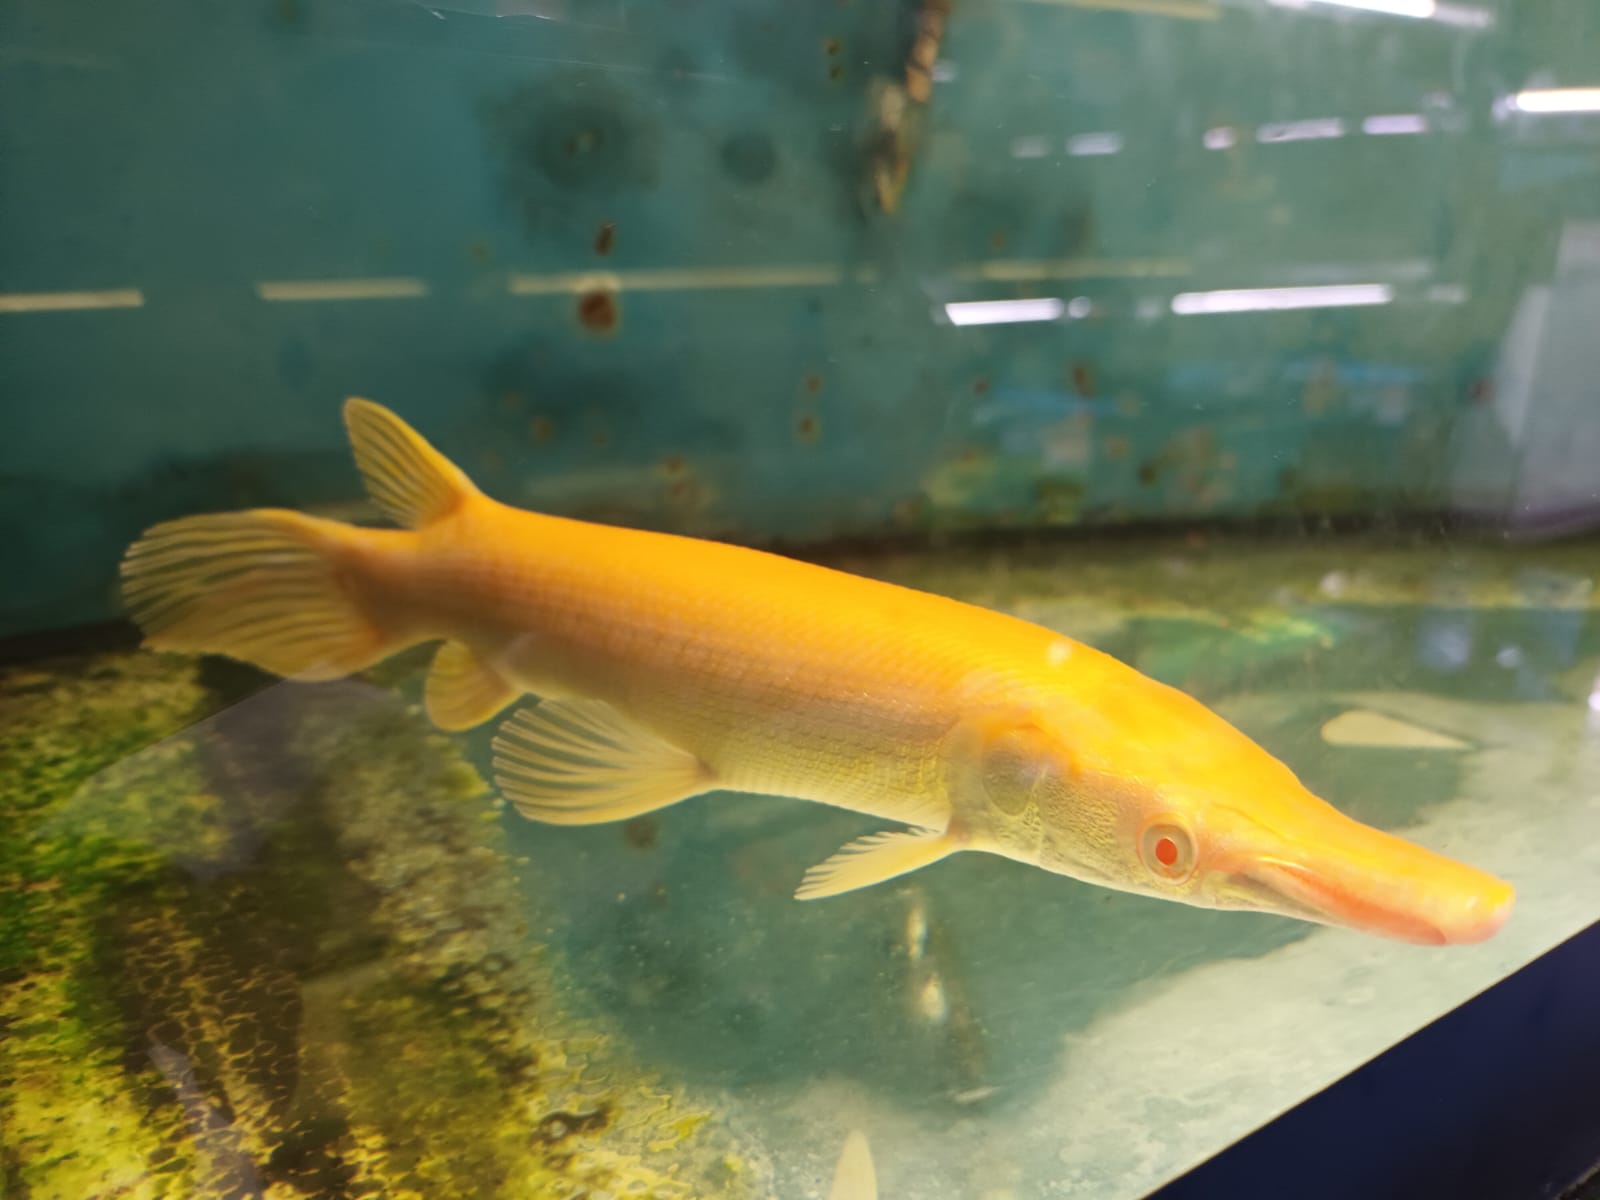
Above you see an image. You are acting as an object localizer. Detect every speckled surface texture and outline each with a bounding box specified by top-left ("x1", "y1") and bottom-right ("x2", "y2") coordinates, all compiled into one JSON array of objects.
[{"x1": 0, "y1": 649, "x2": 764, "y2": 1199}]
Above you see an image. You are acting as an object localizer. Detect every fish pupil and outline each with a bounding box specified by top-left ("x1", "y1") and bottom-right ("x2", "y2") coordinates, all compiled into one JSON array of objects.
[{"x1": 1154, "y1": 836, "x2": 1179, "y2": 868}]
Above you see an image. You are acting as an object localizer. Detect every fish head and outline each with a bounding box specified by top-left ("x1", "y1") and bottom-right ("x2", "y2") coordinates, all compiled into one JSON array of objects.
[
  {"x1": 991, "y1": 684, "x2": 1513, "y2": 944},
  {"x1": 1171, "y1": 779, "x2": 1515, "y2": 945}
]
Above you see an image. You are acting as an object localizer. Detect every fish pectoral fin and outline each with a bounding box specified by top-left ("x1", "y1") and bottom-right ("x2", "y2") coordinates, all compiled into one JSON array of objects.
[
  {"x1": 491, "y1": 698, "x2": 714, "y2": 825},
  {"x1": 796, "y1": 828, "x2": 958, "y2": 901},
  {"x1": 425, "y1": 641, "x2": 519, "y2": 730}
]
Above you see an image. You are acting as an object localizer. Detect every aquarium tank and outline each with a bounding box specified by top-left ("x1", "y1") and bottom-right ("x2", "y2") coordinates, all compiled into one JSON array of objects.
[{"x1": 3, "y1": 0, "x2": 1599, "y2": 1196}]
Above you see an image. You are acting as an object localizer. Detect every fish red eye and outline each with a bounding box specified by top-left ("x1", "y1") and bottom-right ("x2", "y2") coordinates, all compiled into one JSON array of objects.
[{"x1": 1139, "y1": 820, "x2": 1196, "y2": 881}]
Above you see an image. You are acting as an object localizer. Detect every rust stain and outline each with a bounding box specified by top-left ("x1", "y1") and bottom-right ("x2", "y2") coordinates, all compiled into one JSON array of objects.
[{"x1": 576, "y1": 288, "x2": 619, "y2": 334}]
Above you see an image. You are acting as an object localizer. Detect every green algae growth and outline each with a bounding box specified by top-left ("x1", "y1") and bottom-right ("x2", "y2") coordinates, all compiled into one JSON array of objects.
[{"x1": 0, "y1": 648, "x2": 762, "y2": 1199}]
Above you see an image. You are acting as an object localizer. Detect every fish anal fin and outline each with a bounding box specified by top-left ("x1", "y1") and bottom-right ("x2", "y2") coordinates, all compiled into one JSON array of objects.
[
  {"x1": 343, "y1": 397, "x2": 480, "y2": 529},
  {"x1": 796, "y1": 828, "x2": 958, "y2": 901},
  {"x1": 425, "y1": 641, "x2": 519, "y2": 730},
  {"x1": 491, "y1": 698, "x2": 713, "y2": 825}
]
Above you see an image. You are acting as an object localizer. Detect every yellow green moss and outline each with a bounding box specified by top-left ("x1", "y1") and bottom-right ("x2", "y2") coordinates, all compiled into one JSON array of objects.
[{"x1": 1, "y1": 651, "x2": 762, "y2": 1199}]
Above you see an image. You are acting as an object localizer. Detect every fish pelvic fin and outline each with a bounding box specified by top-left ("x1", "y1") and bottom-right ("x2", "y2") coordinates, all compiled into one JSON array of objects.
[
  {"x1": 120, "y1": 509, "x2": 389, "y2": 681},
  {"x1": 796, "y1": 827, "x2": 959, "y2": 901},
  {"x1": 426, "y1": 641, "x2": 519, "y2": 730},
  {"x1": 491, "y1": 698, "x2": 715, "y2": 824},
  {"x1": 343, "y1": 396, "x2": 480, "y2": 528}
]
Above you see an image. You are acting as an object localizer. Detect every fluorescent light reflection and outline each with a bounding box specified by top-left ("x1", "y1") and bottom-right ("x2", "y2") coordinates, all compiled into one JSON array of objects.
[
  {"x1": 1431, "y1": 3, "x2": 1492, "y2": 27},
  {"x1": 0, "y1": 289, "x2": 144, "y2": 313},
  {"x1": 1273, "y1": 0, "x2": 1491, "y2": 24},
  {"x1": 944, "y1": 298, "x2": 1064, "y2": 326},
  {"x1": 256, "y1": 278, "x2": 429, "y2": 302},
  {"x1": 1363, "y1": 113, "x2": 1427, "y2": 135},
  {"x1": 1203, "y1": 126, "x2": 1237, "y2": 150},
  {"x1": 1274, "y1": 0, "x2": 1435, "y2": 16},
  {"x1": 1510, "y1": 88, "x2": 1600, "y2": 115},
  {"x1": 1171, "y1": 284, "x2": 1393, "y2": 315},
  {"x1": 1256, "y1": 118, "x2": 1346, "y2": 143},
  {"x1": 1067, "y1": 131, "x2": 1124, "y2": 156}
]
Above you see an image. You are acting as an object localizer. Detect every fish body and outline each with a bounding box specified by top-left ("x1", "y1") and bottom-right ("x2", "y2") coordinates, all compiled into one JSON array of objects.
[{"x1": 121, "y1": 399, "x2": 1514, "y2": 944}]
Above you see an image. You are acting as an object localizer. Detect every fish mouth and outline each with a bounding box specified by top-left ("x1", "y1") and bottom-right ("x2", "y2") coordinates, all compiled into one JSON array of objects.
[
  {"x1": 1212, "y1": 809, "x2": 1515, "y2": 945},
  {"x1": 1238, "y1": 856, "x2": 1514, "y2": 945}
]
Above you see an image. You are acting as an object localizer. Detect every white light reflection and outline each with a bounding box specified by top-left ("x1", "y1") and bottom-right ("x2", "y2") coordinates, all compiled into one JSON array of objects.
[
  {"x1": 944, "y1": 298, "x2": 1064, "y2": 326},
  {"x1": 1273, "y1": 0, "x2": 1491, "y2": 24},
  {"x1": 1202, "y1": 126, "x2": 1237, "y2": 150},
  {"x1": 507, "y1": 264, "x2": 861, "y2": 294},
  {"x1": 1171, "y1": 283, "x2": 1393, "y2": 315},
  {"x1": 1363, "y1": 113, "x2": 1427, "y2": 135},
  {"x1": 1273, "y1": 0, "x2": 1434, "y2": 17},
  {"x1": 0, "y1": 289, "x2": 144, "y2": 313},
  {"x1": 256, "y1": 278, "x2": 429, "y2": 302},
  {"x1": 1510, "y1": 88, "x2": 1600, "y2": 115},
  {"x1": 1256, "y1": 118, "x2": 1346, "y2": 143},
  {"x1": 1067, "y1": 131, "x2": 1124, "y2": 156},
  {"x1": 1432, "y1": 3, "x2": 1493, "y2": 27}
]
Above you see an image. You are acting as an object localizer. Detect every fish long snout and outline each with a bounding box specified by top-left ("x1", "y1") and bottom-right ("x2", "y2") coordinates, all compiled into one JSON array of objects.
[{"x1": 1213, "y1": 804, "x2": 1515, "y2": 945}]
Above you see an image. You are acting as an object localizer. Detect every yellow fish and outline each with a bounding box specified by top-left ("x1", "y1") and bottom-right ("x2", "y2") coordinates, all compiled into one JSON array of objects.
[{"x1": 120, "y1": 399, "x2": 1514, "y2": 944}]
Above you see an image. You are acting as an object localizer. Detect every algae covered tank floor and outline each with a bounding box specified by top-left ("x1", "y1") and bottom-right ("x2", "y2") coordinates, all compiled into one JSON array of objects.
[
  {"x1": 3, "y1": 531, "x2": 1600, "y2": 1199},
  {"x1": 0, "y1": 648, "x2": 765, "y2": 1199}
]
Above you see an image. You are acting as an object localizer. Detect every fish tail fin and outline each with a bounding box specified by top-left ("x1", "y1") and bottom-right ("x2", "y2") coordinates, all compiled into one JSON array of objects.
[
  {"x1": 120, "y1": 508, "x2": 393, "y2": 681},
  {"x1": 342, "y1": 396, "x2": 481, "y2": 529}
]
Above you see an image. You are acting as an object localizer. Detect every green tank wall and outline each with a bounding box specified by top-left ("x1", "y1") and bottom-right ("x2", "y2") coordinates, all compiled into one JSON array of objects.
[{"x1": 3, "y1": 0, "x2": 1598, "y2": 636}]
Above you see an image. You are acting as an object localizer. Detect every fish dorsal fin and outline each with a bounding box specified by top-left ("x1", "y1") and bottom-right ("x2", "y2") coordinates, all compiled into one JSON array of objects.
[
  {"x1": 828, "y1": 1130, "x2": 878, "y2": 1200},
  {"x1": 343, "y1": 397, "x2": 480, "y2": 528},
  {"x1": 796, "y1": 828, "x2": 958, "y2": 900},
  {"x1": 491, "y1": 698, "x2": 714, "y2": 825},
  {"x1": 425, "y1": 641, "x2": 519, "y2": 730}
]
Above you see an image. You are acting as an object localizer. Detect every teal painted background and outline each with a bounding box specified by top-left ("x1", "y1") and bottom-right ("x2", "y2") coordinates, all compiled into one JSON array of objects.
[{"x1": 3, "y1": 0, "x2": 1599, "y2": 636}]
